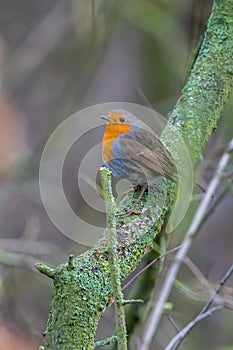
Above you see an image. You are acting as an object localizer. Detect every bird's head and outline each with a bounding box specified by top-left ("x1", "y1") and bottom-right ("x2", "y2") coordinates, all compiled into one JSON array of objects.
[
  {"x1": 100, "y1": 109, "x2": 141, "y2": 134},
  {"x1": 100, "y1": 109, "x2": 135, "y2": 142},
  {"x1": 100, "y1": 109, "x2": 135, "y2": 125}
]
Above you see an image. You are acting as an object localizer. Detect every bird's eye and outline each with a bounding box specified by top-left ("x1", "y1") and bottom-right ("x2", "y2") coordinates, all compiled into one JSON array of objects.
[{"x1": 119, "y1": 116, "x2": 126, "y2": 122}]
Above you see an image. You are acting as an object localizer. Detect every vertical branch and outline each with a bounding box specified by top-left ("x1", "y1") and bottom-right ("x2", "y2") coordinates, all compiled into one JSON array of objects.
[{"x1": 99, "y1": 167, "x2": 127, "y2": 350}]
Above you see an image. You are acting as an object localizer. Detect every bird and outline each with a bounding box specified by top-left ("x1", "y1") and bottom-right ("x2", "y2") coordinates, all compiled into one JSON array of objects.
[{"x1": 100, "y1": 109, "x2": 175, "y2": 215}]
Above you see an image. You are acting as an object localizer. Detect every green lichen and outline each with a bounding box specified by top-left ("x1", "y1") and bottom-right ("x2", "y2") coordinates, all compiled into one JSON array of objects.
[{"x1": 162, "y1": 1, "x2": 233, "y2": 163}]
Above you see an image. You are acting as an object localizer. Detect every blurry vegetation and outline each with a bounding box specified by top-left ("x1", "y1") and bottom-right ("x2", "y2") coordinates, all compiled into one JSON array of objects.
[{"x1": 0, "y1": 0, "x2": 232, "y2": 349}]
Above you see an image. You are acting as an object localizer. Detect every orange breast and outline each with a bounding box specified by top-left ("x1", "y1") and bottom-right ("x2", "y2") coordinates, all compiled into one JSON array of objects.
[{"x1": 102, "y1": 123, "x2": 131, "y2": 163}]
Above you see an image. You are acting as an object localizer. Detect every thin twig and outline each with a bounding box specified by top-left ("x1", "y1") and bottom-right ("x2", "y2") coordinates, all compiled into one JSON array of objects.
[
  {"x1": 136, "y1": 87, "x2": 153, "y2": 108},
  {"x1": 123, "y1": 299, "x2": 144, "y2": 305},
  {"x1": 196, "y1": 180, "x2": 232, "y2": 233},
  {"x1": 122, "y1": 246, "x2": 181, "y2": 291},
  {"x1": 184, "y1": 257, "x2": 215, "y2": 297},
  {"x1": 139, "y1": 138, "x2": 233, "y2": 350},
  {"x1": 169, "y1": 263, "x2": 233, "y2": 350},
  {"x1": 164, "y1": 306, "x2": 222, "y2": 350},
  {"x1": 168, "y1": 316, "x2": 180, "y2": 333},
  {"x1": 201, "y1": 263, "x2": 233, "y2": 314},
  {"x1": 100, "y1": 167, "x2": 127, "y2": 350}
]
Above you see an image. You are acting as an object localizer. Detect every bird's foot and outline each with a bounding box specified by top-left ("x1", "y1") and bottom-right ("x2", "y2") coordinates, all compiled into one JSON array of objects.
[
  {"x1": 117, "y1": 184, "x2": 148, "y2": 217},
  {"x1": 116, "y1": 208, "x2": 142, "y2": 217}
]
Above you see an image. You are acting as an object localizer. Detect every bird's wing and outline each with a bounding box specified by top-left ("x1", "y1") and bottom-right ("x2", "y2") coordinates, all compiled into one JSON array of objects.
[{"x1": 113, "y1": 129, "x2": 174, "y2": 180}]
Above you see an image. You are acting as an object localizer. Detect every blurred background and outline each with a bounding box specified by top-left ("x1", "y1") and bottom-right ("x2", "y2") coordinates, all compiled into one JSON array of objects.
[{"x1": 0, "y1": 0, "x2": 232, "y2": 349}]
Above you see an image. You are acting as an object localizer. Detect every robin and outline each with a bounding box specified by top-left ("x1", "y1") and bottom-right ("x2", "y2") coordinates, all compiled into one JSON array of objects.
[{"x1": 100, "y1": 109, "x2": 174, "y2": 214}]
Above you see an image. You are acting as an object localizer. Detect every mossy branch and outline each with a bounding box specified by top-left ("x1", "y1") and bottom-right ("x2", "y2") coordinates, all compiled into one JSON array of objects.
[
  {"x1": 36, "y1": 1, "x2": 233, "y2": 349},
  {"x1": 99, "y1": 167, "x2": 127, "y2": 350}
]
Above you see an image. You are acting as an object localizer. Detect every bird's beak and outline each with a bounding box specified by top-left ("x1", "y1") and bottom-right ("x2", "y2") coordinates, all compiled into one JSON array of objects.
[{"x1": 100, "y1": 115, "x2": 111, "y2": 122}]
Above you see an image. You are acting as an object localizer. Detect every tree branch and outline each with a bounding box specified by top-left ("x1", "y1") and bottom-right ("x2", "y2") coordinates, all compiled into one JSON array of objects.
[
  {"x1": 99, "y1": 167, "x2": 127, "y2": 350},
  {"x1": 36, "y1": 0, "x2": 233, "y2": 348}
]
